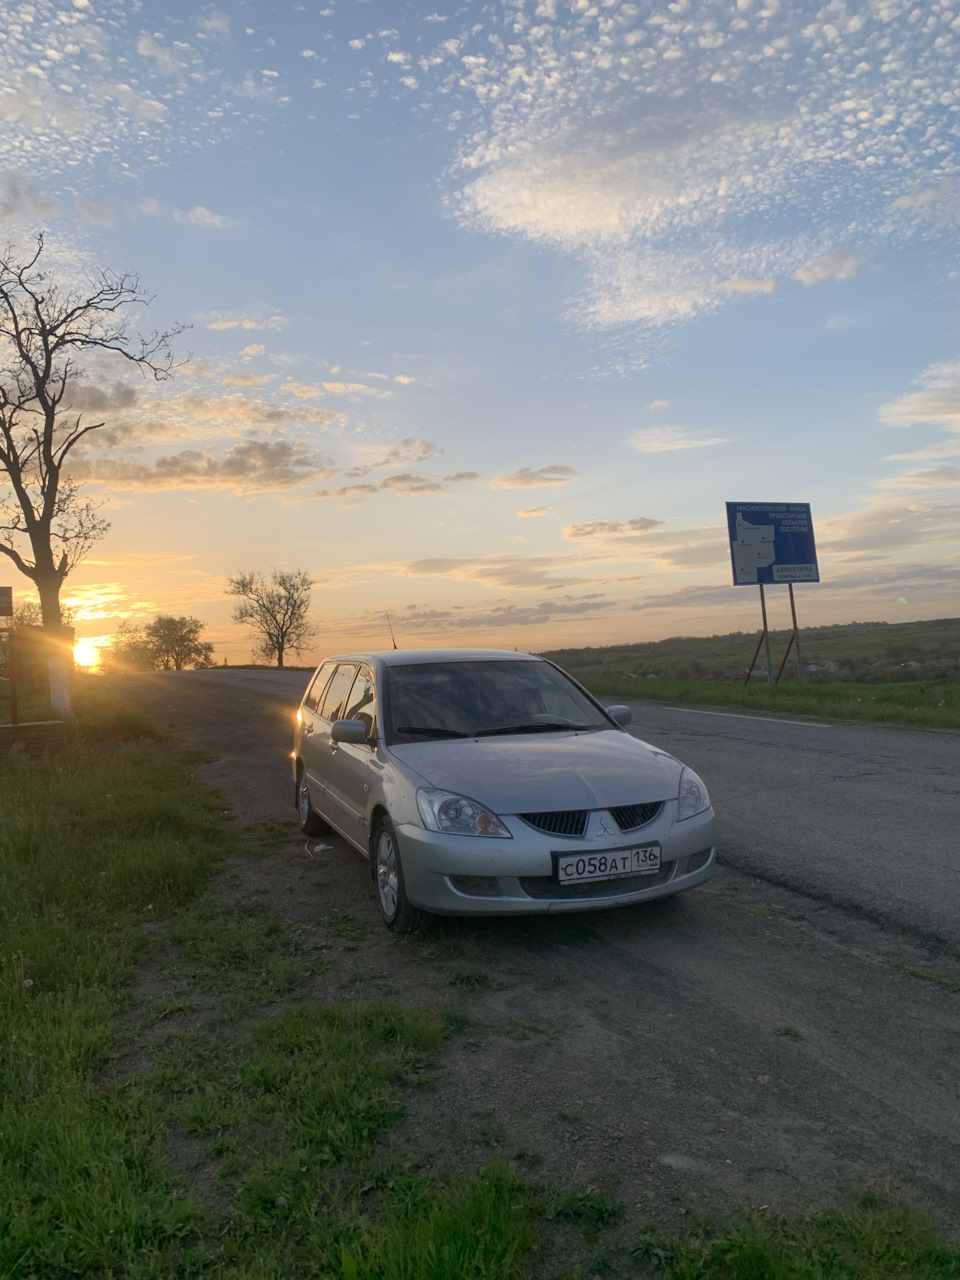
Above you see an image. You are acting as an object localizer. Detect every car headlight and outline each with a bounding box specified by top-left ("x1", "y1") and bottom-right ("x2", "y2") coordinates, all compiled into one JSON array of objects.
[
  {"x1": 677, "y1": 767, "x2": 710, "y2": 821},
  {"x1": 416, "y1": 789, "x2": 512, "y2": 838}
]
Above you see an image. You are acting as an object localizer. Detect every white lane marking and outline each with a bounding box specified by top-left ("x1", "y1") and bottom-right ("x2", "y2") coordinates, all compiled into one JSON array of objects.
[{"x1": 662, "y1": 706, "x2": 833, "y2": 728}]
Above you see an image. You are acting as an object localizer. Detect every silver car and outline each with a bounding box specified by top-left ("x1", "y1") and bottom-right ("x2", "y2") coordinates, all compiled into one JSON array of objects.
[{"x1": 292, "y1": 648, "x2": 716, "y2": 932}]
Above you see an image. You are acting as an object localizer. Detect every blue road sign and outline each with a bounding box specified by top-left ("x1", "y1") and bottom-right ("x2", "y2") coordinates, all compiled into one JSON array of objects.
[{"x1": 726, "y1": 502, "x2": 819, "y2": 586}]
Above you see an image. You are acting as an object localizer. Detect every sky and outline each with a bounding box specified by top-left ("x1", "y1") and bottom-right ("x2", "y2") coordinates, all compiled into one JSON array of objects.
[{"x1": 1, "y1": 0, "x2": 959, "y2": 664}]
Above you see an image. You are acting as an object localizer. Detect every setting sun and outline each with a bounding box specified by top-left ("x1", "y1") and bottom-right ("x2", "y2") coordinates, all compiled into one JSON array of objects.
[{"x1": 73, "y1": 641, "x2": 102, "y2": 669}]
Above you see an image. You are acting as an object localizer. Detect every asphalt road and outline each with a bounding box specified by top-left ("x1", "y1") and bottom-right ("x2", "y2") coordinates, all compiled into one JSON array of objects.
[
  {"x1": 167, "y1": 668, "x2": 960, "y2": 948},
  {"x1": 623, "y1": 701, "x2": 960, "y2": 950}
]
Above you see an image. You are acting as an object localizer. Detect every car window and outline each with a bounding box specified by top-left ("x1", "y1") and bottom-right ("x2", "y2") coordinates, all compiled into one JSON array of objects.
[
  {"x1": 385, "y1": 660, "x2": 610, "y2": 743},
  {"x1": 341, "y1": 666, "x2": 376, "y2": 736},
  {"x1": 318, "y1": 663, "x2": 358, "y2": 722},
  {"x1": 303, "y1": 661, "x2": 337, "y2": 712}
]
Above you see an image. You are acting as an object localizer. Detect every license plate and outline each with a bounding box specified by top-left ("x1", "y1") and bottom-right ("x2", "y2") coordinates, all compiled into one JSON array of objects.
[{"x1": 555, "y1": 844, "x2": 661, "y2": 885}]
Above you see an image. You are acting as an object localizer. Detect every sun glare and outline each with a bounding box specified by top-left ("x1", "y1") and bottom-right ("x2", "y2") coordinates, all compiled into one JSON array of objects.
[{"x1": 73, "y1": 641, "x2": 102, "y2": 669}]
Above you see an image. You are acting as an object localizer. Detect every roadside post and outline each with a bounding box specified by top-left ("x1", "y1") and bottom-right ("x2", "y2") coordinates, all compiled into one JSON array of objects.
[
  {"x1": 0, "y1": 585, "x2": 16, "y2": 725},
  {"x1": 725, "y1": 503, "x2": 820, "y2": 684}
]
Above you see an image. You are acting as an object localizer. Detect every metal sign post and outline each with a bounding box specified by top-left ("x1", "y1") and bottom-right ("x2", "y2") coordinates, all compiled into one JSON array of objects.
[{"x1": 726, "y1": 503, "x2": 819, "y2": 684}]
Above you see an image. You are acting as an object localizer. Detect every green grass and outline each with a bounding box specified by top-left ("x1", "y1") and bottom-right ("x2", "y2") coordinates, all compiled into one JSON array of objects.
[
  {"x1": 0, "y1": 740, "x2": 228, "y2": 1278},
  {"x1": 569, "y1": 674, "x2": 960, "y2": 731},
  {"x1": 0, "y1": 684, "x2": 541, "y2": 1278},
  {"x1": 5, "y1": 682, "x2": 960, "y2": 1278},
  {"x1": 0, "y1": 669, "x2": 163, "y2": 739},
  {"x1": 542, "y1": 616, "x2": 960, "y2": 686},
  {"x1": 633, "y1": 1195, "x2": 960, "y2": 1278},
  {"x1": 542, "y1": 616, "x2": 960, "y2": 731}
]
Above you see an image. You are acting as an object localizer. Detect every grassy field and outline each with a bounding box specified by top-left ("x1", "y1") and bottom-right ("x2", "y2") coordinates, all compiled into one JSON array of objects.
[
  {"x1": 3, "y1": 681, "x2": 959, "y2": 1276},
  {"x1": 542, "y1": 616, "x2": 960, "y2": 731},
  {"x1": 567, "y1": 673, "x2": 960, "y2": 732}
]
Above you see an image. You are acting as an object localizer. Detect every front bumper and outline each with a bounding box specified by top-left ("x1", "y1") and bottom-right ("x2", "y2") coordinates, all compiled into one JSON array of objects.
[{"x1": 395, "y1": 806, "x2": 716, "y2": 916}]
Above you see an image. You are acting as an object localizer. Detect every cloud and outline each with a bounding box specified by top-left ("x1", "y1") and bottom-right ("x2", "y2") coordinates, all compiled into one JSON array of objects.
[
  {"x1": 563, "y1": 517, "x2": 662, "y2": 539},
  {"x1": 75, "y1": 198, "x2": 114, "y2": 227},
  {"x1": 321, "y1": 381, "x2": 391, "y2": 397},
  {"x1": 381, "y1": 596, "x2": 615, "y2": 632},
  {"x1": 517, "y1": 506, "x2": 551, "y2": 517},
  {"x1": 794, "y1": 252, "x2": 864, "y2": 286},
  {"x1": 196, "y1": 12, "x2": 231, "y2": 41},
  {"x1": 200, "y1": 310, "x2": 287, "y2": 331},
  {"x1": 387, "y1": 553, "x2": 594, "y2": 591},
  {"x1": 880, "y1": 361, "x2": 960, "y2": 433},
  {"x1": 627, "y1": 427, "x2": 729, "y2": 453},
  {"x1": 722, "y1": 276, "x2": 774, "y2": 294},
  {"x1": 136, "y1": 33, "x2": 191, "y2": 77},
  {"x1": 891, "y1": 183, "x2": 953, "y2": 212},
  {"x1": 426, "y1": 1, "x2": 959, "y2": 333},
  {"x1": 62, "y1": 379, "x2": 139, "y2": 415},
  {"x1": 240, "y1": 344, "x2": 264, "y2": 357},
  {"x1": 492, "y1": 465, "x2": 577, "y2": 489},
  {"x1": 284, "y1": 381, "x2": 322, "y2": 398},
  {"x1": 380, "y1": 472, "x2": 447, "y2": 495},
  {"x1": 72, "y1": 438, "x2": 336, "y2": 494},
  {"x1": 77, "y1": 390, "x2": 342, "y2": 448},
  {"x1": 342, "y1": 438, "x2": 443, "y2": 479},
  {"x1": 0, "y1": 174, "x2": 57, "y2": 224},
  {"x1": 817, "y1": 502, "x2": 960, "y2": 560},
  {"x1": 173, "y1": 204, "x2": 229, "y2": 228},
  {"x1": 648, "y1": 400, "x2": 671, "y2": 410},
  {"x1": 222, "y1": 373, "x2": 275, "y2": 387},
  {"x1": 446, "y1": 471, "x2": 480, "y2": 483}
]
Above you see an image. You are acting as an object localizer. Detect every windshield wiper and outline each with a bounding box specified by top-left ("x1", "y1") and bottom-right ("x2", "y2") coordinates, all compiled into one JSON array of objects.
[
  {"x1": 473, "y1": 722, "x2": 587, "y2": 737},
  {"x1": 395, "y1": 725, "x2": 470, "y2": 739}
]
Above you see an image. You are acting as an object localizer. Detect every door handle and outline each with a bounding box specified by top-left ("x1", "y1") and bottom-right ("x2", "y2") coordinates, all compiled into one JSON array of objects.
[{"x1": 304, "y1": 723, "x2": 314, "y2": 735}]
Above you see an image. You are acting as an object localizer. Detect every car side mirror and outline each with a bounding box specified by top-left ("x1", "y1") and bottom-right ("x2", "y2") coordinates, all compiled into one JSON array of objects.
[
  {"x1": 605, "y1": 704, "x2": 631, "y2": 726},
  {"x1": 331, "y1": 718, "x2": 371, "y2": 744}
]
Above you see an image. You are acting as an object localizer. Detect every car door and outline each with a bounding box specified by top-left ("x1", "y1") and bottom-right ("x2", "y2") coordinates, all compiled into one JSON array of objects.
[
  {"x1": 304, "y1": 662, "x2": 357, "y2": 814},
  {"x1": 298, "y1": 661, "x2": 336, "y2": 790},
  {"x1": 321, "y1": 664, "x2": 377, "y2": 847}
]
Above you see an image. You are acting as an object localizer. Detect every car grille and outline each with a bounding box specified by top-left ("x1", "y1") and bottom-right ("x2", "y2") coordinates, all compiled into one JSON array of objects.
[
  {"x1": 518, "y1": 810, "x2": 588, "y2": 837},
  {"x1": 519, "y1": 861, "x2": 675, "y2": 899},
  {"x1": 609, "y1": 801, "x2": 664, "y2": 831},
  {"x1": 518, "y1": 800, "x2": 664, "y2": 838}
]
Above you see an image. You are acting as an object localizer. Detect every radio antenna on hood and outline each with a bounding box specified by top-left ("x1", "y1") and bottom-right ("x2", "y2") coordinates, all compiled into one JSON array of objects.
[{"x1": 384, "y1": 612, "x2": 398, "y2": 650}]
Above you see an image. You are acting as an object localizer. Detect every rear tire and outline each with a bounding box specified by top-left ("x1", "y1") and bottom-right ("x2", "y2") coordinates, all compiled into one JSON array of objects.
[
  {"x1": 297, "y1": 766, "x2": 329, "y2": 836},
  {"x1": 371, "y1": 815, "x2": 426, "y2": 933}
]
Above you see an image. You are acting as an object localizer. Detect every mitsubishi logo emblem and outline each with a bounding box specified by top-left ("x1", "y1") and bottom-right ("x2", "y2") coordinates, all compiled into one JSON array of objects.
[{"x1": 595, "y1": 816, "x2": 614, "y2": 838}]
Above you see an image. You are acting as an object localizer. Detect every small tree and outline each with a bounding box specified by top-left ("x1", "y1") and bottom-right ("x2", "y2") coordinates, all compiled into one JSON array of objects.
[
  {"x1": 102, "y1": 619, "x2": 157, "y2": 672},
  {"x1": 0, "y1": 234, "x2": 184, "y2": 626},
  {"x1": 226, "y1": 569, "x2": 315, "y2": 668},
  {"x1": 145, "y1": 614, "x2": 214, "y2": 670},
  {"x1": 12, "y1": 596, "x2": 76, "y2": 628}
]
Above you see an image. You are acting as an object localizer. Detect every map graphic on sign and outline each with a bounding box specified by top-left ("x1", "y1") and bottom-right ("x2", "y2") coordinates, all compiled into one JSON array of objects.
[{"x1": 725, "y1": 503, "x2": 819, "y2": 586}]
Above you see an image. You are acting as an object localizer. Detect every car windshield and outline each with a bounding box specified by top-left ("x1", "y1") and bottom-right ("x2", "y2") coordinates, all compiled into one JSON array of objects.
[{"x1": 385, "y1": 660, "x2": 611, "y2": 744}]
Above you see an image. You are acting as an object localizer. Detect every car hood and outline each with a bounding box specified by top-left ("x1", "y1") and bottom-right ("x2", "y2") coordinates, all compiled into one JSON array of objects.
[{"x1": 387, "y1": 729, "x2": 682, "y2": 813}]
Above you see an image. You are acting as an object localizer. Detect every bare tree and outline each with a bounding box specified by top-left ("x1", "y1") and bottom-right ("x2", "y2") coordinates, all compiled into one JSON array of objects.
[
  {"x1": 0, "y1": 234, "x2": 185, "y2": 626},
  {"x1": 226, "y1": 569, "x2": 316, "y2": 668}
]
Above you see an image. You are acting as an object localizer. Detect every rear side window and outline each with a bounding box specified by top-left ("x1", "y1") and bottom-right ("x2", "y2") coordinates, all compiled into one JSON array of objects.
[
  {"x1": 318, "y1": 664, "x2": 358, "y2": 722},
  {"x1": 303, "y1": 661, "x2": 336, "y2": 712}
]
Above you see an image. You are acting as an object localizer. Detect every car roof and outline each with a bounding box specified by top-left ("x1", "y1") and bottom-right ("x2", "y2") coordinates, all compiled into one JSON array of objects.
[{"x1": 316, "y1": 648, "x2": 543, "y2": 668}]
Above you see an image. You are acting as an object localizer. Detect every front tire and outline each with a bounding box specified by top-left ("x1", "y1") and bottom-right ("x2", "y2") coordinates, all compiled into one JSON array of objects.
[
  {"x1": 297, "y1": 766, "x2": 329, "y2": 836},
  {"x1": 371, "y1": 815, "x2": 426, "y2": 933}
]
